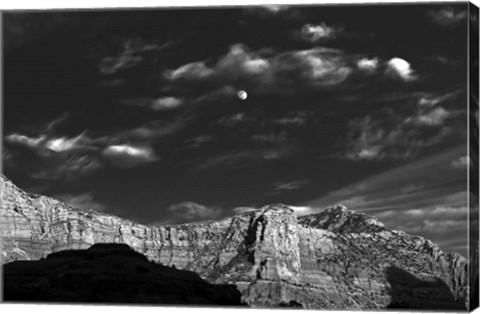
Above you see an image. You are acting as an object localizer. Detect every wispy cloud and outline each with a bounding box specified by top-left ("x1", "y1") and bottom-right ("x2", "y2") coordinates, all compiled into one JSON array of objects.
[
  {"x1": 184, "y1": 135, "x2": 214, "y2": 148},
  {"x1": 122, "y1": 97, "x2": 184, "y2": 111},
  {"x1": 400, "y1": 184, "x2": 423, "y2": 194},
  {"x1": 102, "y1": 144, "x2": 159, "y2": 169},
  {"x1": 44, "y1": 133, "x2": 90, "y2": 153},
  {"x1": 195, "y1": 147, "x2": 292, "y2": 171},
  {"x1": 99, "y1": 38, "x2": 171, "y2": 75},
  {"x1": 168, "y1": 201, "x2": 221, "y2": 222},
  {"x1": 165, "y1": 61, "x2": 214, "y2": 81},
  {"x1": 30, "y1": 154, "x2": 104, "y2": 182},
  {"x1": 5, "y1": 132, "x2": 93, "y2": 154},
  {"x1": 56, "y1": 192, "x2": 106, "y2": 212},
  {"x1": 5, "y1": 133, "x2": 47, "y2": 151},
  {"x1": 346, "y1": 115, "x2": 417, "y2": 161},
  {"x1": 124, "y1": 117, "x2": 190, "y2": 141},
  {"x1": 261, "y1": 5, "x2": 289, "y2": 14},
  {"x1": 4, "y1": 118, "x2": 170, "y2": 178},
  {"x1": 345, "y1": 91, "x2": 461, "y2": 161},
  {"x1": 273, "y1": 179, "x2": 309, "y2": 192},
  {"x1": 417, "y1": 91, "x2": 459, "y2": 107},
  {"x1": 273, "y1": 111, "x2": 308, "y2": 126},
  {"x1": 451, "y1": 155, "x2": 470, "y2": 169},
  {"x1": 411, "y1": 107, "x2": 451, "y2": 126},
  {"x1": 4, "y1": 129, "x2": 105, "y2": 181},
  {"x1": 429, "y1": 7, "x2": 467, "y2": 27}
]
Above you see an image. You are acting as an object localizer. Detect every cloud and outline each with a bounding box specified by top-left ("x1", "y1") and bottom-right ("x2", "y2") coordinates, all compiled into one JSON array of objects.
[
  {"x1": 124, "y1": 117, "x2": 190, "y2": 141},
  {"x1": 273, "y1": 179, "x2": 309, "y2": 192},
  {"x1": 166, "y1": 44, "x2": 271, "y2": 84},
  {"x1": 407, "y1": 107, "x2": 450, "y2": 126},
  {"x1": 273, "y1": 111, "x2": 308, "y2": 126},
  {"x1": 184, "y1": 135, "x2": 214, "y2": 148},
  {"x1": 122, "y1": 97, "x2": 184, "y2": 111},
  {"x1": 251, "y1": 131, "x2": 290, "y2": 145},
  {"x1": 357, "y1": 58, "x2": 379, "y2": 73},
  {"x1": 233, "y1": 206, "x2": 257, "y2": 214},
  {"x1": 99, "y1": 53, "x2": 142, "y2": 75},
  {"x1": 55, "y1": 192, "x2": 106, "y2": 212},
  {"x1": 386, "y1": 58, "x2": 416, "y2": 81},
  {"x1": 261, "y1": 5, "x2": 289, "y2": 14},
  {"x1": 291, "y1": 48, "x2": 352, "y2": 86},
  {"x1": 345, "y1": 113, "x2": 451, "y2": 161},
  {"x1": 44, "y1": 133, "x2": 88, "y2": 152},
  {"x1": 5, "y1": 132, "x2": 93, "y2": 154},
  {"x1": 169, "y1": 201, "x2": 221, "y2": 221},
  {"x1": 165, "y1": 61, "x2": 214, "y2": 81},
  {"x1": 400, "y1": 184, "x2": 423, "y2": 194},
  {"x1": 451, "y1": 156, "x2": 470, "y2": 169},
  {"x1": 300, "y1": 23, "x2": 339, "y2": 42},
  {"x1": 196, "y1": 147, "x2": 292, "y2": 171},
  {"x1": 4, "y1": 117, "x2": 186, "y2": 178},
  {"x1": 417, "y1": 91, "x2": 459, "y2": 107},
  {"x1": 4, "y1": 130, "x2": 105, "y2": 181},
  {"x1": 288, "y1": 206, "x2": 313, "y2": 213},
  {"x1": 345, "y1": 115, "x2": 416, "y2": 161},
  {"x1": 46, "y1": 113, "x2": 70, "y2": 132},
  {"x1": 5, "y1": 133, "x2": 47, "y2": 149},
  {"x1": 429, "y1": 7, "x2": 467, "y2": 27},
  {"x1": 102, "y1": 144, "x2": 159, "y2": 169},
  {"x1": 345, "y1": 92, "x2": 461, "y2": 161},
  {"x1": 376, "y1": 205, "x2": 467, "y2": 232},
  {"x1": 99, "y1": 38, "x2": 171, "y2": 75},
  {"x1": 244, "y1": 5, "x2": 298, "y2": 19},
  {"x1": 30, "y1": 154, "x2": 104, "y2": 182},
  {"x1": 218, "y1": 112, "x2": 248, "y2": 127},
  {"x1": 217, "y1": 44, "x2": 271, "y2": 76},
  {"x1": 164, "y1": 44, "x2": 353, "y2": 94}
]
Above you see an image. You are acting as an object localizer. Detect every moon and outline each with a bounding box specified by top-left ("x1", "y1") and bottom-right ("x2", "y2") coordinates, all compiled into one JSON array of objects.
[{"x1": 237, "y1": 90, "x2": 248, "y2": 100}]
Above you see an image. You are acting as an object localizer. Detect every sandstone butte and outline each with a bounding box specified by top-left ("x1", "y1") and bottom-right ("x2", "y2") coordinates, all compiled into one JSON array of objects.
[{"x1": 0, "y1": 174, "x2": 474, "y2": 310}]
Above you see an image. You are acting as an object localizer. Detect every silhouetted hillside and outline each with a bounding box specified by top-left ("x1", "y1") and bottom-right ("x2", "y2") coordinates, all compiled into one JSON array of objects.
[
  {"x1": 3, "y1": 243, "x2": 243, "y2": 306},
  {"x1": 386, "y1": 266, "x2": 466, "y2": 310}
]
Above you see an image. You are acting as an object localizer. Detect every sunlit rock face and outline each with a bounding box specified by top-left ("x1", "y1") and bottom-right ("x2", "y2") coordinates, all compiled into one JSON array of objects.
[{"x1": 0, "y1": 175, "x2": 470, "y2": 309}]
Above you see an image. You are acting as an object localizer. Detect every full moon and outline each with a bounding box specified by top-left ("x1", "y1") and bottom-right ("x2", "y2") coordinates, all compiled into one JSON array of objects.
[{"x1": 237, "y1": 90, "x2": 248, "y2": 100}]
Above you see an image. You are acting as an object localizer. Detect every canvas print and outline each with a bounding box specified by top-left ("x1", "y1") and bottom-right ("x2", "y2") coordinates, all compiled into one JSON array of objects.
[{"x1": 1, "y1": 2, "x2": 479, "y2": 311}]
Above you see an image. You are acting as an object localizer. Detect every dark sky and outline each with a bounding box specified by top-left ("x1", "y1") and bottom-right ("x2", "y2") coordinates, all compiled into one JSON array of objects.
[{"x1": 2, "y1": 3, "x2": 472, "y2": 256}]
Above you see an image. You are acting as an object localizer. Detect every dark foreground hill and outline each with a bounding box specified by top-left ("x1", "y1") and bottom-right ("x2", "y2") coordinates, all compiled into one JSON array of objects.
[
  {"x1": 0, "y1": 175, "x2": 472, "y2": 309},
  {"x1": 3, "y1": 243, "x2": 243, "y2": 305}
]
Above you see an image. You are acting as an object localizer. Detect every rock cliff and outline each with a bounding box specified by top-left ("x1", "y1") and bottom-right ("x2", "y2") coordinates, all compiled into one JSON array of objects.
[{"x1": 0, "y1": 175, "x2": 470, "y2": 309}]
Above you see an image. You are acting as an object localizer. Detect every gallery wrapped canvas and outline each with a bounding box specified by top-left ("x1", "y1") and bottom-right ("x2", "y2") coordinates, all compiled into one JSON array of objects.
[{"x1": 1, "y1": 1, "x2": 479, "y2": 312}]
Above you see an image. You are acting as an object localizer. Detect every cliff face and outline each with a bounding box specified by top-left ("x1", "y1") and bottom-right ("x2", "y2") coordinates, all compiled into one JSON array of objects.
[{"x1": 0, "y1": 175, "x2": 470, "y2": 309}]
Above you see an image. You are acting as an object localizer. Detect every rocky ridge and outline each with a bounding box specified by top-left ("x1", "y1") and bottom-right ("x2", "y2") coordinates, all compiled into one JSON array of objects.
[{"x1": 0, "y1": 175, "x2": 470, "y2": 309}]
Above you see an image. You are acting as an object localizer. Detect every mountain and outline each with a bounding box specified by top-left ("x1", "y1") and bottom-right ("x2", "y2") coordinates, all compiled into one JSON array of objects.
[
  {"x1": 3, "y1": 243, "x2": 243, "y2": 305},
  {"x1": 0, "y1": 175, "x2": 470, "y2": 309}
]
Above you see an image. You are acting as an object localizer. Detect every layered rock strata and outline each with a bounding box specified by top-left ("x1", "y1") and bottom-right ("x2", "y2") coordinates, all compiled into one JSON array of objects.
[{"x1": 0, "y1": 175, "x2": 470, "y2": 309}]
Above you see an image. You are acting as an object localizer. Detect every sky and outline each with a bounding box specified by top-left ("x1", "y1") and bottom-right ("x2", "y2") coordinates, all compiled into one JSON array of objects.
[{"x1": 2, "y1": 3, "x2": 475, "y2": 257}]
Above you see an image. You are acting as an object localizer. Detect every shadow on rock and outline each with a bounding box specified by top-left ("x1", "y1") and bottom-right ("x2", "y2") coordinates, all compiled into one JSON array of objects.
[
  {"x1": 3, "y1": 243, "x2": 244, "y2": 306},
  {"x1": 385, "y1": 266, "x2": 466, "y2": 310}
]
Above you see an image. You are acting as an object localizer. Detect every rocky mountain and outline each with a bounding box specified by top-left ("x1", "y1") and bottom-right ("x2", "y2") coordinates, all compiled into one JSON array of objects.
[
  {"x1": 0, "y1": 175, "x2": 471, "y2": 309},
  {"x1": 3, "y1": 243, "x2": 242, "y2": 305}
]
